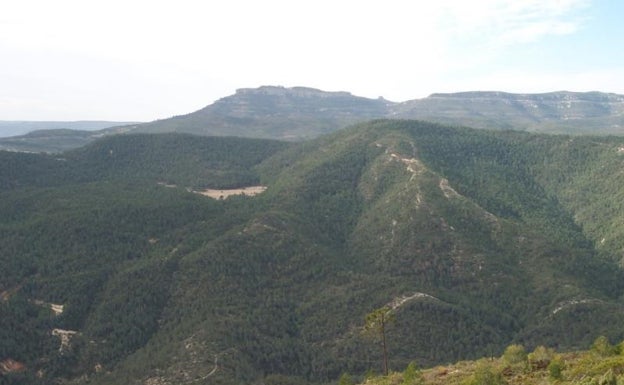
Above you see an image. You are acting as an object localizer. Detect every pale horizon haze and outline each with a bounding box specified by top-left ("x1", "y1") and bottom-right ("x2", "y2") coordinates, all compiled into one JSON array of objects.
[{"x1": 1, "y1": 0, "x2": 623, "y2": 122}]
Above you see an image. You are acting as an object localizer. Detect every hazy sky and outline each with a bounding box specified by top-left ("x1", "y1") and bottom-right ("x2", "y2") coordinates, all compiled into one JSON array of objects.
[{"x1": 1, "y1": 0, "x2": 622, "y2": 121}]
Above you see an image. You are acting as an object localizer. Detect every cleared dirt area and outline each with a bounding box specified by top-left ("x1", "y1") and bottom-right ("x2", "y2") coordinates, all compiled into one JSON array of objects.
[
  {"x1": 194, "y1": 186, "x2": 267, "y2": 199},
  {"x1": 157, "y1": 182, "x2": 267, "y2": 200},
  {"x1": 0, "y1": 358, "x2": 26, "y2": 374},
  {"x1": 32, "y1": 299, "x2": 64, "y2": 315},
  {"x1": 52, "y1": 329, "x2": 77, "y2": 353}
]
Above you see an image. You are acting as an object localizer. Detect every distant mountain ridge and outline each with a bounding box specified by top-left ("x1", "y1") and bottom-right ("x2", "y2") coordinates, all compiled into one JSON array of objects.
[
  {"x1": 121, "y1": 86, "x2": 624, "y2": 138},
  {"x1": 0, "y1": 120, "x2": 138, "y2": 138},
  {"x1": 129, "y1": 85, "x2": 392, "y2": 140},
  {"x1": 393, "y1": 90, "x2": 624, "y2": 133},
  {"x1": 0, "y1": 121, "x2": 138, "y2": 152},
  {"x1": 3, "y1": 87, "x2": 624, "y2": 153}
]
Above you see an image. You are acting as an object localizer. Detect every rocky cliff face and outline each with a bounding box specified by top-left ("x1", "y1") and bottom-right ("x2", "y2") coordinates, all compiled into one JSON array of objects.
[
  {"x1": 130, "y1": 86, "x2": 392, "y2": 140},
  {"x1": 133, "y1": 87, "x2": 624, "y2": 138},
  {"x1": 209, "y1": 85, "x2": 391, "y2": 118},
  {"x1": 391, "y1": 91, "x2": 624, "y2": 132}
]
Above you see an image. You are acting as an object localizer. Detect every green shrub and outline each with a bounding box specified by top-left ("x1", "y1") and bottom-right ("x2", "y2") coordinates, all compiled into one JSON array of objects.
[
  {"x1": 338, "y1": 372, "x2": 353, "y2": 385},
  {"x1": 503, "y1": 344, "x2": 527, "y2": 366},
  {"x1": 593, "y1": 336, "x2": 617, "y2": 357},
  {"x1": 528, "y1": 346, "x2": 555, "y2": 370},
  {"x1": 548, "y1": 356, "x2": 564, "y2": 380},
  {"x1": 402, "y1": 361, "x2": 424, "y2": 385},
  {"x1": 464, "y1": 363, "x2": 507, "y2": 385}
]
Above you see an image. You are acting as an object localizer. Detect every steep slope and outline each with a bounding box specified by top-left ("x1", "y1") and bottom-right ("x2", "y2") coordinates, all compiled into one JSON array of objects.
[
  {"x1": 3, "y1": 124, "x2": 624, "y2": 385},
  {"x1": 129, "y1": 86, "x2": 393, "y2": 140},
  {"x1": 125, "y1": 88, "x2": 624, "y2": 140},
  {"x1": 391, "y1": 91, "x2": 624, "y2": 134}
]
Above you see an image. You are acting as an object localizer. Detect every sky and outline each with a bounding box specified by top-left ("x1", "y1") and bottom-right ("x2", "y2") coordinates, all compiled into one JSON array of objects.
[{"x1": 1, "y1": 0, "x2": 623, "y2": 122}]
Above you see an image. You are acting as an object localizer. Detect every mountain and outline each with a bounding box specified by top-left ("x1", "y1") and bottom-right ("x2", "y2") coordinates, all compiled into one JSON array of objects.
[
  {"x1": 123, "y1": 87, "x2": 624, "y2": 139},
  {"x1": 0, "y1": 121, "x2": 138, "y2": 153},
  {"x1": 3, "y1": 121, "x2": 624, "y2": 384},
  {"x1": 0, "y1": 129, "x2": 111, "y2": 153},
  {"x1": 4, "y1": 88, "x2": 624, "y2": 153},
  {"x1": 391, "y1": 91, "x2": 624, "y2": 134},
  {"x1": 0, "y1": 121, "x2": 138, "y2": 138},
  {"x1": 128, "y1": 86, "x2": 393, "y2": 140}
]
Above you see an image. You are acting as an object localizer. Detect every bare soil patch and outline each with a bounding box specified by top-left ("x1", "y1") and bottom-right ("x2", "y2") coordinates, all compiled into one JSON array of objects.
[
  {"x1": 52, "y1": 329, "x2": 77, "y2": 353},
  {"x1": 0, "y1": 358, "x2": 26, "y2": 374},
  {"x1": 195, "y1": 186, "x2": 267, "y2": 199}
]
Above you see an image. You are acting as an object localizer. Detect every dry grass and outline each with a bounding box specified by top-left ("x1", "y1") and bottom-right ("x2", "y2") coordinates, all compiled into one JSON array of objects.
[{"x1": 363, "y1": 349, "x2": 624, "y2": 385}]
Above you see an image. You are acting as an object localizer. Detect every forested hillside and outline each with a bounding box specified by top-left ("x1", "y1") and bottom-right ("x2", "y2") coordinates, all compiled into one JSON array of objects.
[{"x1": 3, "y1": 122, "x2": 624, "y2": 384}]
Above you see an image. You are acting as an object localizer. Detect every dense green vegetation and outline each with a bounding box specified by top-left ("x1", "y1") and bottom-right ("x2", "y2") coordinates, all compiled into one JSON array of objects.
[
  {"x1": 0, "y1": 133, "x2": 290, "y2": 189},
  {"x1": 3, "y1": 122, "x2": 624, "y2": 385}
]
